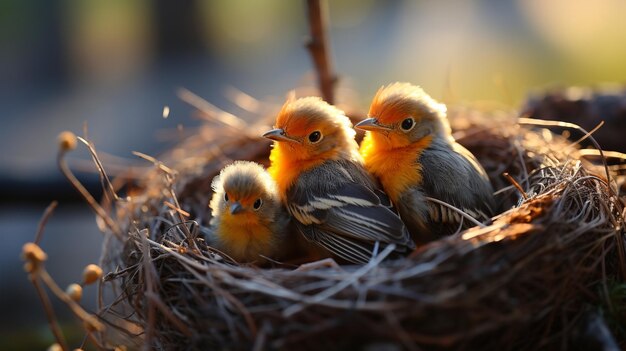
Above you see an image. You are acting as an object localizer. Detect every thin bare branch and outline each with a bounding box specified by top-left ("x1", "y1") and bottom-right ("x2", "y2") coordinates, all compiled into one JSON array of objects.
[
  {"x1": 35, "y1": 201, "x2": 58, "y2": 245},
  {"x1": 306, "y1": 0, "x2": 337, "y2": 104},
  {"x1": 30, "y1": 276, "x2": 68, "y2": 351}
]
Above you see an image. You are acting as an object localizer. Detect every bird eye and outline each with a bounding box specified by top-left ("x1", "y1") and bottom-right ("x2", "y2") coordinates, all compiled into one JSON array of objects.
[
  {"x1": 308, "y1": 131, "x2": 322, "y2": 143},
  {"x1": 253, "y1": 198, "x2": 263, "y2": 210},
  {"x1": 224, "y1": 193, "x2": 229, "y2": 202},
  {"x1": 401, "y1": 117, "x2": 415, "y2": 131}
]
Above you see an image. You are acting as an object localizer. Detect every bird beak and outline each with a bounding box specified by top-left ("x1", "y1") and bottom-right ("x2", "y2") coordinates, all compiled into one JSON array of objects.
[
  {"x1": 355, "y1": 118, "x2": 391, "y2": 131},
  {"x1": 262, "y1": 128, "x2": 297, "y2": 142},
  {"x1": 230, "y1": 202, "x2": 244, "y2": 215}
]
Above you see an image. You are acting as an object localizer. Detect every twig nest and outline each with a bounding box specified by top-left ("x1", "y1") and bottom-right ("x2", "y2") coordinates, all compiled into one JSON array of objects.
[
  {"x1": 57, "y1": 131, "x2": 77, "y2": 151},
  {"x1": 89, "y1": 107, "x2": 625, "y2": 350},
  {"x1": 82, "y1": 264, "x2": 102, "y2": 285}
]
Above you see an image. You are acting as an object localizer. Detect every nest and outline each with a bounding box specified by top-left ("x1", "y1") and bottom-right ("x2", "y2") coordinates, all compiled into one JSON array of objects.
[{"x1": 84, "y1": 102, "x2": 626, "y2": 350}]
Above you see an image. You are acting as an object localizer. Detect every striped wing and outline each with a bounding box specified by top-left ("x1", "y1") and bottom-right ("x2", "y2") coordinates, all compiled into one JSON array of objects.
[
  {"x1": 418, "y1": 141, "x2": 496, "y2": 236},
  {"x1": 288, "y1": 181, "x2": 414, "y2": 263},
  {"x1": 298, "y1": 225, "x2": 374, "y2": 264},
  {"x1": 427, "y1": 200, "x2": 491, "y2": 229}
]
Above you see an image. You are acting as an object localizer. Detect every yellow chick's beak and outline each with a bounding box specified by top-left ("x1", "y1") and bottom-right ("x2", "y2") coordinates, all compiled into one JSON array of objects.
[
  {"x1": 230, "y1": 202, "x2": 244, "y2": 215},
  {"x1": 354, "y1": 118, "x2": 392, "y2": 132},
  {"x1": 262, "y1": 128, "x2": 298, "y2": 143}
]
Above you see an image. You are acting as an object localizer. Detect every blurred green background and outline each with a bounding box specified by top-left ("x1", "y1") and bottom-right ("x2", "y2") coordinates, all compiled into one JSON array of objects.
[{"x1": 2, "y1": 0, "x2": 626, "y2": 349}]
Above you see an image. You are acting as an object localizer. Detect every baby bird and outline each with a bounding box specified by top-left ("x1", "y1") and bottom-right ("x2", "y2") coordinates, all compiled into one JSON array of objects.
[
  {"x1": 356, "y1": 83, "x2": 495, "y2": 243},
  {"x1": 208, "y1": 161, "x2": 290, "y2": 263},
  {"x1": 263, "y1": 96, "x2": 415, "y2": 264}
]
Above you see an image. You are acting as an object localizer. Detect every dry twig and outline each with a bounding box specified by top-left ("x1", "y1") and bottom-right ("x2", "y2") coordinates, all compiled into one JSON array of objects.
[{"x1": 306, "y1": 0, "x2": 337, "y2": 104}]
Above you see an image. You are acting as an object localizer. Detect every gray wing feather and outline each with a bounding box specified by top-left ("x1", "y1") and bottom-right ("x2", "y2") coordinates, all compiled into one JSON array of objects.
[
  {"x1": 298, "y1": 225, "x2": 372, "y2": 263},
  {"x1": 287, "y1": 160, "x2": 414, "y2": 263},
  {"x1": 419, "y1": 139, "x2": 495, "y2": 230}
]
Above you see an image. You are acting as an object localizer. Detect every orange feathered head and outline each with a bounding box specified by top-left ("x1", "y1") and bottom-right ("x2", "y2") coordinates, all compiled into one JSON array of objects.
[
  {"x1": 263, "y1": 96, "x2": 359, "y2": 162},
  {"x1": 356, "y1": 82, "x2": 451, "y2": 148}
]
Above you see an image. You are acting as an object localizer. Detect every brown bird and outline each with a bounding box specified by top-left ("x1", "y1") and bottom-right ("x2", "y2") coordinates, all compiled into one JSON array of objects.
[
  {"x1": 263, "y1": 96, "x2": 415, "y2": 264},
  {"x1": 356, "y1": 83, "x2": 495, "y2": 243}
]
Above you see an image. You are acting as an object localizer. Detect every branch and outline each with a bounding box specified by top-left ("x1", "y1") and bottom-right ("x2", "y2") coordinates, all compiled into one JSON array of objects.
[
  {"x1": 306, "y1": 0, "x2": 337, "y2": 104},
  {"x1": 35, "y1": 201, "x2": 58, "y2": 245},
  {"x1": 31, "y1": 276, "x2": 68, "y2": 351}
]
